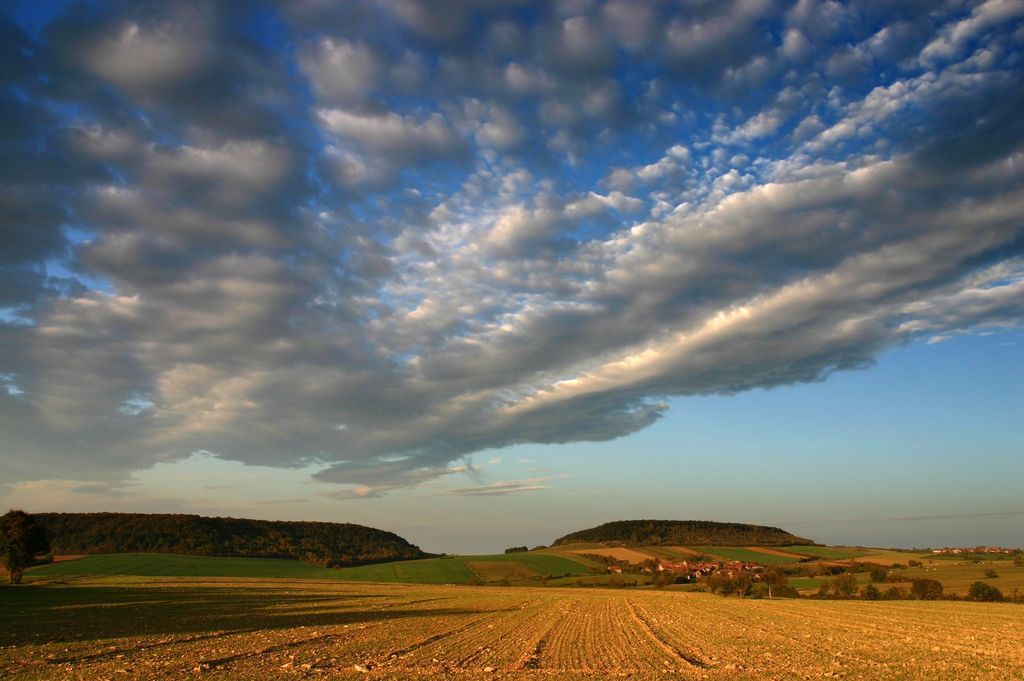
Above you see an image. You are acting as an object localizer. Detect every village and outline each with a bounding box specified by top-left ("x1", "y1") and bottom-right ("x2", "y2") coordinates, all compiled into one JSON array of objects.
[
  {"x1": 605, "y1": 558, "x2": 765, "y2": 583},
  {"x1": 929, "y1": 546, "x2": 1014, "y2": 555}
]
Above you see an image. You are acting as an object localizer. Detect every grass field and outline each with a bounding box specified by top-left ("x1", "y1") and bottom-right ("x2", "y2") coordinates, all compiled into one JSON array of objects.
[
  {"x1": 27, "y1": 552, "x2": 591, "y2": 585},
  {"x1": 28, "y1": 553, "x2": 337, "y2": 579},
  {"x1": 776, "y1": 545, "x2": 872, "y2": 560},
  {"x1": 3, "y1": 576, "x2": 1022, "y2": 680}
]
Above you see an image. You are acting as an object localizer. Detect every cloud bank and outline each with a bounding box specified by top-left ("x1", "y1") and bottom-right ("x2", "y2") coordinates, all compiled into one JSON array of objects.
[{"x1": 1, "y1": 0, "x2": 1023, "y2": 497}]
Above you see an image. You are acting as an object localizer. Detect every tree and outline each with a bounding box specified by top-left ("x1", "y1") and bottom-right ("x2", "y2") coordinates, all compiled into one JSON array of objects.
[
  {"x1": 832, "y1": 573, "x2": 858, "y2": 597},
  {"x1": 869, "y1": 567, "x2": 888, "y2": 582},
  {"x1": 967, "y1": 581, "x2": 1003, "y2": 602},
  {"x1": 1, "y1": 510, "x2": 51, "y2": 584},
  {"x1": 910, "y1": 578, "x2": 943, "y2": 600}
]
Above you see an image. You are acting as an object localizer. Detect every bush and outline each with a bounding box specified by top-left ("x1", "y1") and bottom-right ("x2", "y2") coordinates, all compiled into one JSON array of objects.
[
  {"x1": 984, "y1": 569, "x2": 999, "y2": 579},
  {"x1": 832, "y1": 573, "x2": 859, "y2": 597},
  {"x1": 861, "y1": 583, "x2": 881, "y2": 600},
  {"x1": 907, "y1": 559, "x2": 922, "y2": 567},
  {"x1": 910, "y1": 578, "x2": 944, "y2": 600},
  {"x1": 882, "y1": 586, "x2": 906, "y2": 600},
  {"x1": 870, "y1": 567, "x2": 888, "y2": 582},
  {"x1": 968, "y1": 581, "x2": 1003, "y2": 602}
]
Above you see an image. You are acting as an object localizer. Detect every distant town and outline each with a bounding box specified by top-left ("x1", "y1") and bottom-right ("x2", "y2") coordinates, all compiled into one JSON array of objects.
[{"x1": 930, "y1": 546, "x2": 1015, "y2": 555}]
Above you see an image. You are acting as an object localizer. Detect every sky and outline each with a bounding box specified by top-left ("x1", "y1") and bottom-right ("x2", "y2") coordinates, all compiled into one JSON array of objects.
[{"x1": 1, "y1": 0, "x2": 1022, "y2": 554}]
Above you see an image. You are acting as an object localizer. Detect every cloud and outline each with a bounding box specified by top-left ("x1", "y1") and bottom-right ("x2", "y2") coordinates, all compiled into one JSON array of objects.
[
  {"x1": 316, "y1": 108, "x2": 463, "y2": 161},
  {"x1": 436, "y1": 477, "x2": 558, "y2": 497},
  {"x1": 920, "y1": 0, "x2": 1024, "y2": 65},
  {"x1": 1, "y1": 0, "x2": 1023, "y2": 499},
  {"x1": 299, "y1": 38, "x2": 382, "y2": 105}
]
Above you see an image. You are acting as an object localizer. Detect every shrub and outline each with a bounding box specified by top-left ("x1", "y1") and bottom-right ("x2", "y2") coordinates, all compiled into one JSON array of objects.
[
  {"x1": 870, "y1": 567, "x2": 888, "y2": 582},
  {"x1": 861, "y1": 584, "x2": 881, "y2": 600},
  {"x1": 984, "y1": 569, "x2": 999, "y2": 579},
  {"x1": 832, "y1": 573, "x2": 859, "y2": 597},
  {"x1": 882, "y1": 586, "x2": 906, "y2": 600},
  {"x1": 968, "y1": 581, "x2": 1003, "y2": 602},
  {"x1": 907, "y1": 559, "x2": 922, "y2": 567}
]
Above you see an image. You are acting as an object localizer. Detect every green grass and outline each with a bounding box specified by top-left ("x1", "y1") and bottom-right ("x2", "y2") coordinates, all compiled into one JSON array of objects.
[
  {"x1": 780, "y1": 546, "x2": 872, "y2": 560},
  {"x1": 29, "y1": 553, "x2": 334, "y2": 579},
  {"x1": 333, "y1": 553, "x2": 590, "y2": 584},
  {"x1": 788, "y1": 577, "x2": 826, "y2": 590},
  {"x1": 28, "y1": 552, "x2": 591, "y2": 585},
  {"x1": 688, "y1": 546, "x2": 800, "y2": 565},
  {"x1": 327, "y1": 557, "x2": 477, "y2": 583}
]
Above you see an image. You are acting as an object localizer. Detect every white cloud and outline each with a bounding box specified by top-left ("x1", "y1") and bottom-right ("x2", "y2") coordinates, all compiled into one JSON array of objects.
[
  {"x1": 920, "y1": 0, "x2": 1024, "y2": 64},
  {"x1": 299, "y1": 38, "x2": 382, "y2": 104},
  {"x1": 316, "y1": 108, "x2": 463, "y2": 160}
]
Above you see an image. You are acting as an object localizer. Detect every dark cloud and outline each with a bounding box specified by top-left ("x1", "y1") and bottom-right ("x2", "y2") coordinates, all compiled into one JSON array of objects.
[{"x1": 1, "y1": 0, "x2": 1022, "y2": 498}]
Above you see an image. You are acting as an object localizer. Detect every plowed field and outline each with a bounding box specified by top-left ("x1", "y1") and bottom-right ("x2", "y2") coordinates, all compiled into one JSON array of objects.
[{"x1": 2, "y1": 577, "x2": 1021, "y2": 680}]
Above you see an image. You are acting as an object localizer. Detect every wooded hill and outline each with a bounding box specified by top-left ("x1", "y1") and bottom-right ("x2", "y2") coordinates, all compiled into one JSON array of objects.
[
  {"x1": 35, "y1": 512, "x2": 424, "y2": 567},
  {"x1": 553, "y1": 520, "x2": 814, "y2": 547}
]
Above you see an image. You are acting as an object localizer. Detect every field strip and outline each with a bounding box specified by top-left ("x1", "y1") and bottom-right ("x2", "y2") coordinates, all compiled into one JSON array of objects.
[
  {"x1": 624, "y1": 597, "x2": 709, "y2": 670},
  {"x1": 664, "y1": 546, "x2": 700, "y2": 556},
  {"x1": 569, "y1": 547, "x2": 654, "y2": 564},
  {"x1": 745, "y1": 546, "x2": 808, "y2": 558}
]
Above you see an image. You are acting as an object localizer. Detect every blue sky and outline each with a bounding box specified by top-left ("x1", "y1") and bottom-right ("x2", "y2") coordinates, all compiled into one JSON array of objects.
[{"x1": 1, "y1": 0, "x2": 1022, "y2": 553}]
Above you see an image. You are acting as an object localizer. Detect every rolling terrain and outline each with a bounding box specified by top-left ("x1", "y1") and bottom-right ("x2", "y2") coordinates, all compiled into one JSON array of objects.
[{"x1": 3, "y1": 576, "x2": 1021, "y2": 680}]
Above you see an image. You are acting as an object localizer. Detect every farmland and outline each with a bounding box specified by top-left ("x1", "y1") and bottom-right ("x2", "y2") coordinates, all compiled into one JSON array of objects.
[
  {"x1": 3, "y1": 576, "x2": 1022, "y2": 680},
  {"x1": 27, "y1": 552, "x2": 592, "y2": 585},
  {"x1": 689, "y1": 547, "x2": 800, "y2": 565}
]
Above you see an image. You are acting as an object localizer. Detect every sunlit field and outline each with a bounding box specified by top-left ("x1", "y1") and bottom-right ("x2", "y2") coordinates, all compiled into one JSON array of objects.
[{"x1": 3, "y1": 576, "x2": 1022, "y2": 680}]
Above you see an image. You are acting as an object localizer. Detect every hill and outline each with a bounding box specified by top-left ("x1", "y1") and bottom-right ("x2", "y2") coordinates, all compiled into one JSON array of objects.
[
  {"x1": 34, "y1": 512, "x2": 424, "y2": 567},
  {"x1": 552, "y1": 519, "x2": 814, "y2": 547}
]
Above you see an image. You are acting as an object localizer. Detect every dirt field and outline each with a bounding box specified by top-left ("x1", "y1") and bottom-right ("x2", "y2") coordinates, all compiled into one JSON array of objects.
[
  {"x1": 569, "y1": 547, "x2": 656, "y2": 564},
  {"x1": 2, "y1": 577, "x2": 1022, "y2": 680}
]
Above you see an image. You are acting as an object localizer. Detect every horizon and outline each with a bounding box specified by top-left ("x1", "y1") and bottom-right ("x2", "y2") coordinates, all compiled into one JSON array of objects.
[{"x1": 1, "y1": 1, "x2": 1022, "y2": 556}]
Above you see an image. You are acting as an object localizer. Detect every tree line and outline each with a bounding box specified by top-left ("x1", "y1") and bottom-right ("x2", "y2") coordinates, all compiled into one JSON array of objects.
[
  {"x1": 553, "y1": 519, "x2": 814, "y2": 547},
  {"x1": 27, "y1": 512, "x2": 424, "y2": 568}
]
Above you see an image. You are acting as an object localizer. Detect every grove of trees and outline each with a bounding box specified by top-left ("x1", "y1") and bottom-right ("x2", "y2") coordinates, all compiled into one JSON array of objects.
[
  {"x1": 1, "y1": 510, "x2": 51, "y2": 584},
  {"x1": 553, "y1": 520, "x2": 813, "y2": 547},
  {"x1": 34, "y1": 512, "x2": 423, "y2": 567}
]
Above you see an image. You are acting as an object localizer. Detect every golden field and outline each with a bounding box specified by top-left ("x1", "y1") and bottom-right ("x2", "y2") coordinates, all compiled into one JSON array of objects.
[{"x1": 2, "y1": 576, "x2": 1022, "y2": 680}]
